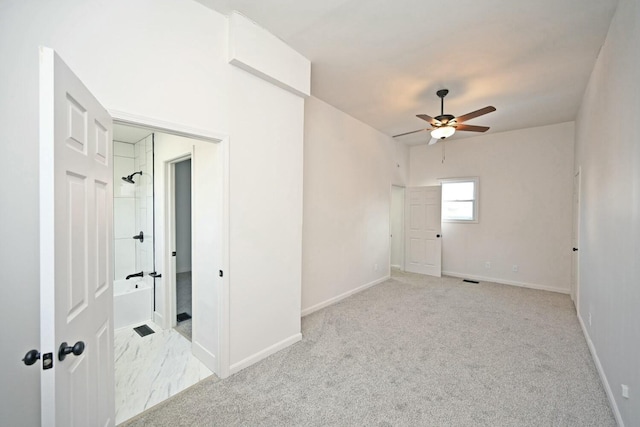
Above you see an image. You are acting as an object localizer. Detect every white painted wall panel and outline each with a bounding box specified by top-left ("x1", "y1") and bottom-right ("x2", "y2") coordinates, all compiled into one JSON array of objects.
[
  {"x1": 229, "y1": 68, "x2": 304, "y2": 368},
  {"x1": 302, "y1": 96, "x2": 407, "y2": 315},
  {"x1": 410, "y1": 122, "x2": 575, "y2": 293},
  {"x1": 574, "y1": 0, "x2": 640, "y2": 424}
]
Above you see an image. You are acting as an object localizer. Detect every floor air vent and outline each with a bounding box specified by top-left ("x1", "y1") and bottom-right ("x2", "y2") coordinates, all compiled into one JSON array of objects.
[
  {"x1": 177, "y1": 312, "x2": 192, "y2": 322},
  {"x1": 133, "y1": 324, "x2": 155, "y2": 337}
]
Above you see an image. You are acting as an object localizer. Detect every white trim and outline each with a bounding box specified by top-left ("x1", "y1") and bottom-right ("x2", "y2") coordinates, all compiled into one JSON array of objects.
[
  {"x1": 577, "y1": 313, "x2": 624, "y2": 426},
  {"x1": 38, "y1": 47, "x2": 56, "y2": 427},
  {"x1": 442, "y1": 271, "x2": 569, "y2": 294},
  {"x1": 192, "y1": 341, "x2": 217, "y2": 372},
  {"x1": 152, "y1": 312, "x2": 164, "y2": 328},
  {"x1": 229, "y1": 333, "x2": 302, "y2": 375},
  {"x1": 109, "y1": 109, "x2": 227, "y2": 143},
  {"x1": 440, "y1": 177, "x2": 479, "y2": 223},
  {"x1": 301, "y1": 275, "x2": 390, "y2": 317}
]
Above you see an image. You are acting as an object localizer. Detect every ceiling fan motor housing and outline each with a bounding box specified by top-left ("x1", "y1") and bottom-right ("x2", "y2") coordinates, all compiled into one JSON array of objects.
[{"x1": 435, "y1": 114, "x2": 455, "y2": 125}]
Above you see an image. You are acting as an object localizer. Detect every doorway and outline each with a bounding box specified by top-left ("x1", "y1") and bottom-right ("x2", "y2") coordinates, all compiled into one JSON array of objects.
[
  {"x1": 173, "y1": 158, "x2": 193, "y2": 340},
  {"x1": 113, "y1": 124, "x2": 213, "y2": 423}
]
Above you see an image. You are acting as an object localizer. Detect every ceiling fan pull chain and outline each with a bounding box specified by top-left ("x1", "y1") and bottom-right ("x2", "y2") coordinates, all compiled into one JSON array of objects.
[{"x1": 442, "y1": 139, "x2": 446, "y2": 163}]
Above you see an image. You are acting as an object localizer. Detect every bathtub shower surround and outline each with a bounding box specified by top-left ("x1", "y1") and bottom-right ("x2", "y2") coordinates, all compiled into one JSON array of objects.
[
  {"x1": 114, "y1": 279, "x2": 153, "y2": 329},
  {"x1": 134, "y1": 134, "x2": 154, "y2": 284},
  {"x1": 113, "y1": 134, "x2": 154, "y2": 330}
]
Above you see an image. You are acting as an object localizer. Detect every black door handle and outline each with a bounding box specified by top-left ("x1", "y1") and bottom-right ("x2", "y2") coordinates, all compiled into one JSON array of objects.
[
  {"x1": 22, "y1": 349, "x2": 40, "y2": 366},
  {"x1": 572, "y1": 247, "x2": 579, "y2": 252},
  {"x1": 58, "y1": 341, "x2": 85, "y2": 361},
  {"x1": 436, "y1": 234, "x2": 441, "y2": 238},
  {"x1": 133, "y1": 231, "x2": 144, "y2": 242},
  {"x1": 149, "y1": 272, "x2": 162, "y2": 278}
]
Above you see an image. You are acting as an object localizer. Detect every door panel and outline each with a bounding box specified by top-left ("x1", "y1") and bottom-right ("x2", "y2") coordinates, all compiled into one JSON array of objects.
[
  {"x1": 404, "y1": 186, "x2": 442, "y2": 277},
  {"x1": 40, "y1": 47, "x2": 114, "y2": 427}
]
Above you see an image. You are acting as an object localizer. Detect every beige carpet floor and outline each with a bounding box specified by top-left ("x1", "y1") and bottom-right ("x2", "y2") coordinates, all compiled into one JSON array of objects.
[{"x1": 122, "y1": 271, "x2": 615, "y2": 426}]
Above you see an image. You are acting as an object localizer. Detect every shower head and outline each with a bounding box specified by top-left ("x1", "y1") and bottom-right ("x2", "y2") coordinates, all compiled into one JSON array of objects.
[{"x1": 121, "y1": 171, "x2": 142, "y2": 184}]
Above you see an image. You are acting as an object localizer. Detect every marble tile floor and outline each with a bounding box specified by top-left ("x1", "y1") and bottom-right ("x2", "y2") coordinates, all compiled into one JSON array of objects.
[{"x1": 114, "y1": 321, "x2": 213, "y2": 425}]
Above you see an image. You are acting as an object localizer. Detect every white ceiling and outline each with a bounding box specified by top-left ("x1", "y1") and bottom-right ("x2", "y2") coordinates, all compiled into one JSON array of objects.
[
  {"x1": 196, "y1": 0, "x2": 618, "y2": 145},
  {"x1": 113, "y1": 123, "x2": 153, "y2": 144}
]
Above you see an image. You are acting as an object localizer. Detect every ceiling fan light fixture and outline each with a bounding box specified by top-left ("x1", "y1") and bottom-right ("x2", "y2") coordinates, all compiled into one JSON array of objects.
[{"x1": 431, "y1": 126, "x2": 455, "y2": 140}]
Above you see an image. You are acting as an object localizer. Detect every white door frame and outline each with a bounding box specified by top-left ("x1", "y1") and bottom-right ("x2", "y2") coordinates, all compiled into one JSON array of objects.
[
  {"x1": 110, "y1": 110, "x2": 230, "y2": 378},
  {"x1": 571, "y1": 168, "x2": 581, "y2": 312},
  {"x1": 390, "y1": 185, "x2": 406, "y2": 271},
  {"x1": 166, "y1": 155, "x2": 192, "y2": 330}
]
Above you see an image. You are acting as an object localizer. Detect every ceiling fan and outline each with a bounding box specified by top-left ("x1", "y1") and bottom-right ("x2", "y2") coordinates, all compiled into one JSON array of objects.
[{"x1": 393, "y1": 89, "x2": 496, "y2": 144}]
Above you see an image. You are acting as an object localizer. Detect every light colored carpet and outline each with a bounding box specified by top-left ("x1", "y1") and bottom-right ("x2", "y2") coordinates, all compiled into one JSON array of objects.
[{"x1": 122, "y1": 271, "x2": 615, "y2": 426}]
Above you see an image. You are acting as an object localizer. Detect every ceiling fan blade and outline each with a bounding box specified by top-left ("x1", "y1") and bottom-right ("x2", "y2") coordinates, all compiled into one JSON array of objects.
[
  {"x1": 455, "y1": 106, "x2": 496, "y2": 123},
  {"x1": 393, "y1": 128, "x2": 427, "y2": 138},
  {"x1": 416, "y1": 114, "x2": 441, "y2": 126},
  {"x1": 428, "y1": 137, "x2": 439, "y2": 145},
  {"x1": 455, "y1": 124, "x2": 490, "y2": 132}
]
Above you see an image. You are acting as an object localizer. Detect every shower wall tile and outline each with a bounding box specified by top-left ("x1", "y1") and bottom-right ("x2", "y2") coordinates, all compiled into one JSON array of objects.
[
  {"x1": 114, "y1": 141, "x2": 135, "y2": 158},
  {"x1": 136, "y1": 208, "x2": 147, "y2": 233},
  {"x1": 114, "y1": 157, "x2": 135, "y2": 198},
  {"x1": 114, "y1": 198, "x2": 136, "y2": 239},
  {"x1": 115, "y1": 239, "x2": 136, "y2": 281}
]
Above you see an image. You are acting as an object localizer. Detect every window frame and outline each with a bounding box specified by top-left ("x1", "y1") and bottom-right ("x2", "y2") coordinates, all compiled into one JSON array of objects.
[{"x1": 440, "y1": 177, "x2": 479, "y2": 223}]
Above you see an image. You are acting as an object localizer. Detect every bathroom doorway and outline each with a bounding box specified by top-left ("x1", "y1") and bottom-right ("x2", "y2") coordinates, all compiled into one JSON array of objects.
[
  {"x1": 111, "y1": 123, "x2": 225, "y2": 424},
  {"x1": 173, "y1": 158, "x2": 193, "y2": 340}
]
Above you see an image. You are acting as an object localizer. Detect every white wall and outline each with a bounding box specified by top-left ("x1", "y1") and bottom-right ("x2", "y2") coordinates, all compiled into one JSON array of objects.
[
  {"x1": 574, "y1": 0, "x2": 639, "y2": 424},
  {"x1": 228, "y1": 67, "x2": 304, "y2": 370},
  {"x1": 301, "y1": 96, "x2": 409, "y2": 315},
  {"x1": 0, "y1": 0, "x2": 306, "y2": 422},
  {"x1": 175, "y1": 159, "x2": 192, "y2": 273},
  {"x1": 410, "y1": 122, "x2": 575, "y2": 293}
]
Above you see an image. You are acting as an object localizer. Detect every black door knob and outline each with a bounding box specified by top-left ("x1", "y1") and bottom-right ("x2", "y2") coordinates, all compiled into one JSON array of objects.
[
  {"x1": 436, "y1": 234, "x2": 441, "y2": 238},
  {"x1": 573, "y1": 247, "x2": 579, "y2": 252},
  {"x1": 22, "y1": 349, "x2": 41, "y2": 366},
  {"x1": 58, "y1": 341, "x2": 85, "y2": 361}
]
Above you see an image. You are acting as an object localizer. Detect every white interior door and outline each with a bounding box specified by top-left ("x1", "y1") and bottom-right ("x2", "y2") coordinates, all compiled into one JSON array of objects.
[
  {"x1": 154, "y1": 133, "x2": 224, "y2": 376},
  {"x1": 404, "y1": 186, "x2": 442, "y2": 277},
  {"x1": 39, "y1": 47, "x2": 114, "y2": 427},
  {"x1": 571, "y1": 169, "x2": 581, "y2": 307}
]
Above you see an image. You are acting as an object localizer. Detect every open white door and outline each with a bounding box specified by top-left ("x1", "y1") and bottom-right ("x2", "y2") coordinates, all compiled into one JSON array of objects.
[
  {"x1": 154, "y1": 133, "x2": 225, "y2": 376},
  {"x1": 39, "y1": 47, "x2": 115, "y2": 426},
  {"x1": 405, "y1": 186, "x2": 442, "y2": 277}
]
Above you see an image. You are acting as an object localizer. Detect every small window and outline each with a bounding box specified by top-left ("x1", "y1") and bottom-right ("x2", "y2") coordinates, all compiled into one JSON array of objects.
[{"x1": 441, "y1": 178, "x2": 478, "y2": 223}]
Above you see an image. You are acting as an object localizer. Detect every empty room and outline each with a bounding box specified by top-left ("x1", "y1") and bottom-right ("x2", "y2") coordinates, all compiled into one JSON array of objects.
[{"x1": 1, "y1": 0, "x2": 638, "y2": 426}]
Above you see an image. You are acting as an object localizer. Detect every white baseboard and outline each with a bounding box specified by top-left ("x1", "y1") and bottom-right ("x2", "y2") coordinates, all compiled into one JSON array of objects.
[
  {"x1": 301, "y1": 275, "x2": 390, "y2": 317},
  {"x1": 192, "y1": 340, "x2": 218, "y2": 376},
  {"x1": 442, "y1": 271, "x2": 569, "y2": 294},
  {"x1": 229, "y1": 333, "x2": 302, "y2": 375},
  {"x1": 153, "y1": 311, "x2": 164, "y2": 328},
  {"x1": 577, "y1": 312, "x2": 624, "y2": 426}
]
